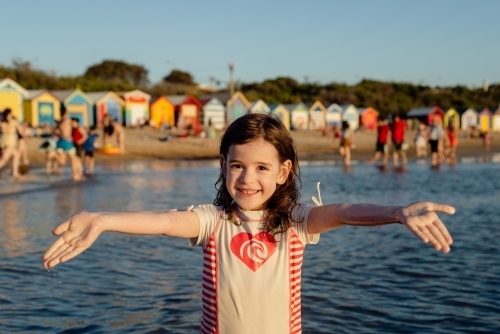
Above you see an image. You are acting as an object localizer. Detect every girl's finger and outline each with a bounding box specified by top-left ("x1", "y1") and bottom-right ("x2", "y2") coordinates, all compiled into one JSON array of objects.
[
  {"x1": 43, "y1": 237, "x2": 68, "y2": 260},
  {"x1": 52, "y1": 220, "x2": 71, "y2": 236},
  {"x1": 430, "y1": 203, "x2": 456, "y2": 215},
  {"x1": 419, "y1": 226, "x2": 441, "y2": 251},
  {"x1": 44, "y1": 243, "x2": 71, "y2": 265},
  {"x1": 434, "y1": 219, "x2": 453, "y2": 245},
  {"x1": 407, "y1": 223, "x2": 429, "y2": 243},
  {"x1": 427, "y1": 224, "x2": 449, "y2": 252},
  {"x1": 60, "y1": 247, "x2": 87, "y2": 264}
]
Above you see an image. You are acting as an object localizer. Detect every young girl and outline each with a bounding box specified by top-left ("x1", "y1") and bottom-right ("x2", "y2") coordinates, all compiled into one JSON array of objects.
[
  {"x1": 339, "y1": 120, "x2": 353, "y2": 166},
  {"x1": 43, "y1": 113, "x2": 454, "y2": 334}
]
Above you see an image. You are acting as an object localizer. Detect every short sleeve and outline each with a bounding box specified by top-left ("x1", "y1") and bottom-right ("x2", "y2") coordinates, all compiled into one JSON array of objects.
[
  {"x1": 291, "y1": 204, "x2": 320, "y2": 245},
  {"x1": 189, "y1": 204, "x2": 221, "y2": 248}
]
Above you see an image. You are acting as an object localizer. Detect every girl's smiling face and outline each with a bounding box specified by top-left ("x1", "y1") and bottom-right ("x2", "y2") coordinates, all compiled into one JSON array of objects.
[{"x1": 221, "y1": 138, "x2": 291, "y2": 211}]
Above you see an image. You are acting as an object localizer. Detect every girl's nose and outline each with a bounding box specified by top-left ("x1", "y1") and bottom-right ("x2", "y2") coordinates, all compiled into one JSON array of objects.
[{"x1": 239, "y1": 169, "x2": 255, "y2": 184}]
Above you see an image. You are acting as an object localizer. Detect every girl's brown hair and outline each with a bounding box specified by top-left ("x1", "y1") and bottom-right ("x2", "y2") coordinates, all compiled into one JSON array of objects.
[{"x1": 214, "y1": 113, "x2": 302, "y2": 235}]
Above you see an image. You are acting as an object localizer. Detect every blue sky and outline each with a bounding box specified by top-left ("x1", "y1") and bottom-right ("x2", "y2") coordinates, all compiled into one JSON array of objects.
[{"x1": 1, "y1": 0, "x2": 498, "y2": 88}]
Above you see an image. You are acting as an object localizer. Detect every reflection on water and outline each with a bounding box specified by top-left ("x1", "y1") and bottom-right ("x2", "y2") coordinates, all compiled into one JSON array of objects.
[{"x1": 0, "y1": 159, "x2": 499, "y2": 333}]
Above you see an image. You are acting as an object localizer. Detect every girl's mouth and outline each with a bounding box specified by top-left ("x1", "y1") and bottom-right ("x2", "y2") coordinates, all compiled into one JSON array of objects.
[{"x1": 237, "y1": 188, "x2": 260, "y2": 195}]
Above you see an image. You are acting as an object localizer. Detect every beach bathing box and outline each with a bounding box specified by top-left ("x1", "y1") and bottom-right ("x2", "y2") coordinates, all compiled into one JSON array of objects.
[
  {"x1": 284, "y1": 102, "x2": 309, "y2": 130},
  {"x1": 457, "y1": 108, "x2": 478, "y2": 131},
  {"x1": 149, "y1": 96, "x2": 175, "y2": 128},
  {"x1": 24, "y1": 90, "x2": 61, "y2": 127},
  {"x1": 407, "y1": 106, "x2": 444, "y2": 125},
  {"x1": 358, "y1": 107, "x2": 379, "y2": 130},
  {"x1": 0, "y1": 78, "x2": 29, "y2": 122},
  {"x1": 443, "y1": 108, "x2": 460, "y2": 129},
  {"x1": 269, "y1": 104, "x2": 290, "y2": 131},
  {"x1": 166, "y1": 95, "x2": 202, "y2": 129},
  {"x1": 340, "y1": 104, "x2": 359, "y2": 130},
  {"x1": 478, "y1": 108, "x2": 493, "y2": 132},
  {"x1": 122, "y1": 90, "x2": 151, "y2": 127},
  {"x1": 199, "y1": 97, "x2": 225, "y2": 130},
  {"x1": 326, "y1": 103, "x2": 343, "y2": 128},
  {"x1": 199, "y1": 91, "x2": 250, "y2": 124},
  {"x1": 308, "y1": 101, "x2": 327, "y2": 130},
  {"x1": 86, "y1": 91, "x2": 124, "y2": 127},
  {"x1": 492, "y1": 106, "x2": 500, "y2": 132},
  {"x1": 51, "y1": 89, "x2": 93, "y2": 127},
  {"x1": 248, "y1": 99, "x2": 271, "y2": 114}
]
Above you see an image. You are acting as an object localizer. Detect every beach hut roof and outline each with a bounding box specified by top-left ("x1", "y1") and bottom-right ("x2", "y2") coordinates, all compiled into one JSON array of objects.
[
  {"x1": 165, "y1": 95, "x2": 188, "y2": 105},
  {"x1": 85, "y1": 92, "x2": 109, "y2": 103},
  {"x1": 407, "y1": 107, "x2": 437, "y2": 116},
  {"x1": 51, "y1": 90, "x2": 76, "y2": 101},
  {"x1": 123, "y1": 90, "x2": 151, "y2": 99},
  {"x1": 326, "y1": 103, "x2": 342, "y2": 112},
  {"x1": 456, "y1": 107, "x2": 477, "y2": 115},
  {"x1": 200, "y1": 91, "x2": 232, "y2": 104},
  {"x1": 340, "y1": 104, "x2": 356, "y2": 111},
  {"x1": 283, "y1": 102, "x2": 307, "y2": 111},
  {"x1": 268, "y1": 104, "x2": 284, "y2": 111},
  {"x1": 27, "y1": 89, "x2": 47, "y2": 99},
  {"x1": 0, "y1": 78, "x2": 29, "y2": 97}
]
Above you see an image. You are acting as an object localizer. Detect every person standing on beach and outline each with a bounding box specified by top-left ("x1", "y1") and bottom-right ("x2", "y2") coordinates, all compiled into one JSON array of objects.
[
  {"x1": 107, "y1": 115, "x2": 125, "y2": 153},
  {"x1": 428, "y1": 117, "x2": 445, "y2": 166},
  {"x1": 446, "y1": 122, "x2": 458, "y2": 162},
  {"x1": 84, "y1": 126, "x2": 98, "y2": 175},
  {"x1": 71, "y1": 118, "x2": 88, "y2": 161},
  {"x1": 370, "y1": 118, "x2": 390, "y2": 165},
  {"x1": 0, "y1": 109, "x2": 23, "y2": 178},
  {"x1": 339, "y1": 120, "x2": 353, "y2": 166},
  {"x1": 391, "y1": 114, "x2": 407, "y2": 167},
  {"x1": 54, "y1": 111, "x2": 83, "y2": 181},
  {"x1": 415, "y1": 122, "x2": 428, "y2": 158}
]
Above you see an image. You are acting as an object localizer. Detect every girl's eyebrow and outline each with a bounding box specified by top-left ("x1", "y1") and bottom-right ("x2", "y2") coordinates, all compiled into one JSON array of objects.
[{"x1": 229, "y1": 159, "x2": 272, "y2": 167}]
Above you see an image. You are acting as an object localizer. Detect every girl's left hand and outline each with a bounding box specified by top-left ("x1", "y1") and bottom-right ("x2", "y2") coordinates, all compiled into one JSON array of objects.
[{"x1": 395, "y1": 202, "x2": 455, "y2": 253}]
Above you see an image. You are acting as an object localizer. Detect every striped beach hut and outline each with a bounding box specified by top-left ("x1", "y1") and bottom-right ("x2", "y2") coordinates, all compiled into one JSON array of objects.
[
  {"x1": 199, "y1": 91, "x2": 250, "y2": 124},
  {"x1": 24, "y1": 90, "x2": 61, "y2": 127},
  {"x1": 358, "y1": 107, "x2": 379, "y2": 130},
  {"x1": 326, "y1": 103, "x2": 343, "y2": 128},
  {"x1": 149, "y1": 96, "x2": 175, "y2": 128},
  {"x1": 478, "y1": 108, "x2": 493, "y2": 132},
  {"x1": 0, "y1": 78, "x2": 29, "y2": 122},
  {"x1": 457, "y1": 108, "x2": 478, "y2": 131},
  {"x1": 340, "y1": 104, "x2": 359, "y2": 130},
  {"x1": 166, "y1": 95, "x2": 202, "y2": 129},
  {"x1": 308, "y1": 101, "x2": 326, "y2": 130},
  {"x1": 52, "y1": 89, "x2": 93, "y2": 127},
  {"x1": 284, "y1": 103, "x2": 309, "y2": 130},
  {"x1": 122, "y1": 90, "x2": 151, "y2": 127},
  {"x1": 200, "y1": 97, "x2": 225, "y2": 130},
  {"x1": 444, "y1": 107, "x2": 460, "y2": 129},
  {"x1": 248, "y1": 99, "x2": 270, "y2": 114},
  {"x1": 269, "y1": 104, "x2": 290, "y2": 131},
  {"x1": 86, "y1": 91, "x2": 124, "y2": 127}
]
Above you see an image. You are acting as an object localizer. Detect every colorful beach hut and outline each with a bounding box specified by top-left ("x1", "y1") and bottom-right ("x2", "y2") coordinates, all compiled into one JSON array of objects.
[
  {"x1": 122, "y1": 90, "x2": 151, "y2": 127},
  {"x1": 0, "y1": 78, "x2": 29, "y2": 121},
  {"x1": 407, "y1": 106, "x2": 444, "y2": 125},
  {"x1": 52, "y1": 89, "x2": 93, "y2": 127},
  {"x1": 457, "y1": 108, "x2": 478, "y2": 131},
  {"x1": 86, "y1": 91, "x2": 124, "y2": 127},
  {"x1": 200, "y1": 97, "x2": 225, "y2": 130},
  {"x1": 166, "y1": 95, "x2": 202, "y2": 129},
  {"x1": 24, "y1": 90, "x2": 61, "y2": 127},
  {"x1": 308, "y1": 101, "x2": 326, "y2": 130},
  {"x1": 358, "y1": 107, "x2": 379, "y2": 130},
  {"x1": 269, "y1": 104, "x2": 290, "y2": 131},
  {"x1": 478, "y1": 108, "x2": 493, "y2": 132},
  {"x1": 248, "y1": 99, "x2": 270, "y2": 114},
  {"x1": 340, "y1": 104, "x2": 359, "y2": 131},
  {"x1": 492, "y1": 107, "x2": 500, "y2": 132},
  {"x1": 149, "y1": 96, "x2": 175, "y2": 128},
  {"x1": 443, "y1": 108, "x2": 460, "y2": 129},
  {"x1": 326, "y1": 103, "x2": 342, "y2": 128},
  {"x1": 284, "y1": 103, "x2": 309, "y2": 130},
  {"x1": 199, "y1": 91, "x2": 250, "y2": 124}
]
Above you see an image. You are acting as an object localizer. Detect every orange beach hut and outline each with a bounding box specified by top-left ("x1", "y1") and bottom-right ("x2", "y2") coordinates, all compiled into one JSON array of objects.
[
  {"x1": 150, "y1": 96, "x2": 175, "y2": 128},
  {"x1": 358, "y1": 107, "x2": 379, "y2": 130}
]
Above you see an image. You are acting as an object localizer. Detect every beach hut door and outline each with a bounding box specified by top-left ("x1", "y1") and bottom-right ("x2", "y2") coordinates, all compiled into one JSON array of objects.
[
  {"x1": 38, "y1": 102, "x2": 54, "y2": 125},
  {"x1": 107, "y1": 104, "x2": 120, "y2": 123}
]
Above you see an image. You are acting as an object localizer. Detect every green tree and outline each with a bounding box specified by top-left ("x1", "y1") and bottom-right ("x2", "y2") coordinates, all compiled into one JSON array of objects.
[
  {"x1": 163, "y1": 69, "x2": 196, "y2": 85},
  {"x1": 84, "y1": 60, "x2": 149, "y2": 86}
]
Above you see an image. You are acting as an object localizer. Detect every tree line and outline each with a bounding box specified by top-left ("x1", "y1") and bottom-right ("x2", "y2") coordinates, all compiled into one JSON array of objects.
[{"x1": 1, "y1": 59, "x2": 498, "y2": 119}]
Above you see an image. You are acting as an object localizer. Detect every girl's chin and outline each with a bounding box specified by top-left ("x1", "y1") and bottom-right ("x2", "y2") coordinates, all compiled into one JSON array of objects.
[{"x1": 236, "y1": 203, "x2": 266, "y2": 211}]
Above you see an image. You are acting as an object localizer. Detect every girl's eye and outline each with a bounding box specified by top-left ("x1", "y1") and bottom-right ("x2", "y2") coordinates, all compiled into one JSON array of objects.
[
  {"x1": 258, "y1": 166, "x2": 269, "y2": 171},
  {"x1": 231, "y1": 164, "x2": 243, "y2": 169}
]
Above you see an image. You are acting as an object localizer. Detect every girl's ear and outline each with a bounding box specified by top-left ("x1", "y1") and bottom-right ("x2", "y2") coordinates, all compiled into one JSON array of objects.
[
  {"x1": 220, "y1": 155, "x2": 227, "y2": 178},
  {"x1": 277, "y1": 159, "x2": 292, "y2": 185}
]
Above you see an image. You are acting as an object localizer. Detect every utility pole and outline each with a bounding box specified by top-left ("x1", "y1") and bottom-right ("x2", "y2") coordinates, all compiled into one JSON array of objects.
[{"x1": 229, "y1": 63, "x2": 235, "y2": 96}]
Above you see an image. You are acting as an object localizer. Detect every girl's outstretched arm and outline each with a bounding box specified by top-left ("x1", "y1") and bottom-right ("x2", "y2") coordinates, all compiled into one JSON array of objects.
[
  {"x1": 307, "y1": 202, "x2": 455, "y2": 253},
  {"x1": 43, "y1": 210, "x2": 200, "y2": 269}
]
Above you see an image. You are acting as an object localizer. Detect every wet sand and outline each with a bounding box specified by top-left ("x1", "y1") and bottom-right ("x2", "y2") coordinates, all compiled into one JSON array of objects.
[{"x1": 24, "y1": 127, "x2": 500, "y2": 167}]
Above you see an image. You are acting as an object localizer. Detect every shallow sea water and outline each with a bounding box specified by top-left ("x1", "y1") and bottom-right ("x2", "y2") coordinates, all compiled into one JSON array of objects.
[{"x1": 0, "y1": 158, "x2": 499, "y2": 333}]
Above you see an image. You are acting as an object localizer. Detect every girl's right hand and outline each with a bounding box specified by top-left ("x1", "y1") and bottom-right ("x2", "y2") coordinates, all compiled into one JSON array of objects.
[{"x1": 43, "y1": 212, "x2": 104, "y2": 269}]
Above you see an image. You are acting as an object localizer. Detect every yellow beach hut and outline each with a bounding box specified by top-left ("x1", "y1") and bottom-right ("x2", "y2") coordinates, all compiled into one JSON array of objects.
[
  {"x1": 269, "y1": 104, "x2": 290, "y2": 131},
  {"x1": 150, "y1": 96, "x2": 175, "y2": 128},
  {"x1": 444, "y1": 108, "x2": 460, "y2": 129},
  {"x1": 0, "y1": 78, "x2": 29, "y2": 121},
  {"x1": 478, "y1": 108, "x2": 493, "y2": 132},
  {"x1": 24, "y1": 90, "x2": 61, "y2": 127}
]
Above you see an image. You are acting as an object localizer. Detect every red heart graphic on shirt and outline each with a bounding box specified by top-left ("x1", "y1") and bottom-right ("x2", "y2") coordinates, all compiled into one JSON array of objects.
[{"x1": 230, "y1": 232, "x2": 277, "y2": 272}]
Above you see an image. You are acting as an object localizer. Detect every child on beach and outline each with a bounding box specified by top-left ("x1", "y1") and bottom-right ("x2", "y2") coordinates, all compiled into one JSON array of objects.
[
  {"x1": 43, "y1": 114, "x2": 454, "y2": 334},
  {"x1": 370, "y1": 118, "x2": 390, "y2": 165},
  {"x1": 38, "y1": 136, "x2": 60, "y2": 175},
  {"x1": 339, "y1": 120, "x2": 353, "y2": 166},
  {"x1": 84, "y1": 126, "x2": 98, "y2": 174}
]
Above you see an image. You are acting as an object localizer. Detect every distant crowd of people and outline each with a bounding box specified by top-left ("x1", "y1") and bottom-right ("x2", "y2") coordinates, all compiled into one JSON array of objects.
[{"x1": 0, "y1": 108, "x2": 125, "y2": 180}]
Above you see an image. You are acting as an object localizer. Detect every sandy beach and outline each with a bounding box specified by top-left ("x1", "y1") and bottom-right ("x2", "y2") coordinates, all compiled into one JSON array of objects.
[{"x1": 24, "y1": 127, "x2": 500, "y2": 167}]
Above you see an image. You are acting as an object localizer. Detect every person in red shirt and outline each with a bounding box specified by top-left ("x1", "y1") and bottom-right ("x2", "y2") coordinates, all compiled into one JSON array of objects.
[
  {"x1": 370, "y1": 118, "x2": 391, "y2": 165},
  {"x1": 391, "y1": 114, "x2": 407, "y2": 167}
]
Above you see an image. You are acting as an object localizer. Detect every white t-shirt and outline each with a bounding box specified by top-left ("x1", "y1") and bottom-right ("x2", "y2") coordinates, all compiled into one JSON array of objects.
[{"x1": 189, "y1": 204, "x2": 319, "y2": 334}]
